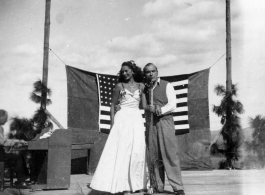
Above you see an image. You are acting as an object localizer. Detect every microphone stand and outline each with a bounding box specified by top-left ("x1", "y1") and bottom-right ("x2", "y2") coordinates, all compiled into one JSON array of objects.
[{"x1": 147, "y1": 80, "x2": 155, "y2": 194}]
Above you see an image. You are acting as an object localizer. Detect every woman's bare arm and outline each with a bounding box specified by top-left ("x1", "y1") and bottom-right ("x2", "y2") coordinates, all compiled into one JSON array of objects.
[
  {"x1": 110, "y1": 83, "x2": 122, "y2": 128},
  {"x1": 140, "y1": 83, "x2": 147, "y2": 110}
]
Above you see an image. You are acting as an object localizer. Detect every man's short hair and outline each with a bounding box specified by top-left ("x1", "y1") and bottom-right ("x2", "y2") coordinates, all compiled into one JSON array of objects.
[
  {"x1": 0, "y1": 109, "x2": 7, "y2": 124},
  {"x1": 143, "y1": 63, "x2": 158, "y2": 73},
  {"x1": 0, "y1": 109, "x2": 7, "y2": 118}
]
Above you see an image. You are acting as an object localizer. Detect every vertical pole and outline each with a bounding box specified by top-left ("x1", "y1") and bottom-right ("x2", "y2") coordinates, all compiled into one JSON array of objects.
[
  {"x1": 149, "y1": 84, "x2": 153, "y2": 137},
  {"x1": 41, "y1": 0, "x2": 51, "y2": 109},
  {"x1": 147, "y1": 83, "x2": 154, "y2": 193},
  {"x1": 225, "y1": 0, "x2": 233, "y2": 168},
  {"x1": 226, "y1": 0, "x2": 232, "y2": 92}
]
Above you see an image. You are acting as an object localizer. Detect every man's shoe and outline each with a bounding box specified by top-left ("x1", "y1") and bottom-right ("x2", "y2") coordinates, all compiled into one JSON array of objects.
[
  {"x1": 16, "y1": 182, "x2": 31, "y2": 189},
  {"x1": 144, "y1": 190, "x2": 164, "y2": 194},
  {"x1": 174, "y1": 190, "x2": 185, "y2": 195}
]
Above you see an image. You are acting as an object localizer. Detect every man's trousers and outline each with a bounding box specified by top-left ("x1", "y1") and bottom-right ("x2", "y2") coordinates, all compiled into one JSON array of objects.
[
  {"x1": 146, "y1": 114, "x2": 184, "y2": 192},
  {"x1": 0, "y1": 152, "x2": 26, "y2": 183}
]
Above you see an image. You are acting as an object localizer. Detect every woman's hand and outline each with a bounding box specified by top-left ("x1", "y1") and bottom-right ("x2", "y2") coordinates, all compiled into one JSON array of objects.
[{"x1": 115, "y1": 104, "x2": 121, "y2": 112}]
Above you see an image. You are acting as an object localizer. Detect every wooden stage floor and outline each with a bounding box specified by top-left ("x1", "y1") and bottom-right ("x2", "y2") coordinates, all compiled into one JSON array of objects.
[{"x1": 2, "y1": 170, "x2": 265, "y2": 195}]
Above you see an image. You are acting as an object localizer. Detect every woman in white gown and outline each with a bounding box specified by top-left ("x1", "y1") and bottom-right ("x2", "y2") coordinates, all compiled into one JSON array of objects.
[{"x1": 90, "y1": 61, "x2": 147, "y2": 194}]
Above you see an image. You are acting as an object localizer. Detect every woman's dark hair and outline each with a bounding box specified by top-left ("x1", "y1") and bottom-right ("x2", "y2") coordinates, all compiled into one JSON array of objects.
[{"x1": 118, "y1": 60, "x2": 143, "y2": 82}]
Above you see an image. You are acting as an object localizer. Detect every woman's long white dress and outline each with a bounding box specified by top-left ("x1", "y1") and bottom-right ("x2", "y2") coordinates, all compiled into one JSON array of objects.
[{"x1": 90, "y1": 88, "x2": 147, "y2": 193}]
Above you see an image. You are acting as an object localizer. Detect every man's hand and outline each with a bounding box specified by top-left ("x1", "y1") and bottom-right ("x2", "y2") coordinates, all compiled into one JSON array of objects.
[
  {"x1": 148, "y1": 105, "x2": 155, "y2": 113},
  {"x1": 20, "y1": 140, "x2": 28, "y2": 145},
  {"x1": 14, "y1": 139, "x2": 28, "y2": 147},
  {"x1": 155, "y1": 105, "x2": 162, "y2": 116},
  {"x1": 148, "y1": 105, "x2": 162, "y2": 116}
]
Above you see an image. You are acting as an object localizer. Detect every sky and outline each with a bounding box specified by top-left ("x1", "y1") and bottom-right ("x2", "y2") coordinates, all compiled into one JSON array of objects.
[{"x1": 0, "y1": 0, "x2": 265, "y2": 133}]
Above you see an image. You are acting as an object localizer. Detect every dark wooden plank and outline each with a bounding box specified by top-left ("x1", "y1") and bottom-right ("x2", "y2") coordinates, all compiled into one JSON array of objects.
[
  {"x1": 72, "y1": 144, "x2": 94, "y2": 150},
  {"x1": 47, "y1": 146, "x2": 71, "y2": 189},
  {"x1": 46, "y1": 129, "x2": 72, "y2": 189}
]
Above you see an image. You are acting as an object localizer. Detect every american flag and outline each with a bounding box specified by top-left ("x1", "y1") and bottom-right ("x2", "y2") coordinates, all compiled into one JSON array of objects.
[
  {"x1": 96, "y1": 73, "x2": 191, "y2": 134},
  {"x1": 96, "y1": 74, "x2": 119, "y2": 132},
  {"x1": 162, "y1": 74, "x2": 191, "y2": 135}
]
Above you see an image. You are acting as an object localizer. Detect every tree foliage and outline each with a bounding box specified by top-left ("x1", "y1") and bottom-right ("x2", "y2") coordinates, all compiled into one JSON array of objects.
[
  {"x1": 10, "y1": 80, "x2": 52, "y2": 140},
  {"x1": 9, "y1": 117, "x2": 35, "y2": 140},
  {"x1": 246, "y1": 115, "x2": 265, "y2": 168},
  {"x1": 30, "y1": 80, "x2": 52, "y2": 106},
  {"x1": 212, "y1": 84, "x2": 244, "y2": 168}
]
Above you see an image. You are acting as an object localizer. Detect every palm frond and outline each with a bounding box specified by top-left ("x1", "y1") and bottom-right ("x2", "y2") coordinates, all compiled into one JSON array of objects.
[
  {"x1": 214, "y1": 84, "x2": 226, "y2": 96},
  {"x1": 30, "y1": 92, "x2": 42, "y2": 103},
  {"x1": 212, "y1": 105, "x2": 220, "y2": 115},
  {"x1": 232, "y1": 100, "x2": 244, "y2": 114},
  {"x1": 31, "y1": 79, "x2": 52, "y2": 105},
  {"x1": 46, "y1": 98, "x2": 52, "y2": 106},
  {"x1": 46, "y1": 88, "x2": 52, "y2": 96},
  {"x1": 231, "y1": 84, "x2": 238, "y2": 96},
  {"x1": 33, "y1": 80, "x2": 43, "y2": 94},
  {"x1": 32, "y1": 79, "x2": 52, "y2": 99}
]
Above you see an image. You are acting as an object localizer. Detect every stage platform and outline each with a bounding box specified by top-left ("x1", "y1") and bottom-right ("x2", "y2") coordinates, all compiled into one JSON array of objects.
[{"x1": 2, "y1": 170, "x2": 265, "y2": 195}]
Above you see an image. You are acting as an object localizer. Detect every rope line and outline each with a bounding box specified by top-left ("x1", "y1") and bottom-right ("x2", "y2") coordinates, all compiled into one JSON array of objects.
[
  {"x1": 49, "y1": 47, "x2": 226, "y2": 70},
  {"x1": 49, "y1": 48, "x2": 66, "y2": 65},
  {"x1": 210, "y1": 53, "x2": 226, "y2": 69}
]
